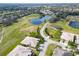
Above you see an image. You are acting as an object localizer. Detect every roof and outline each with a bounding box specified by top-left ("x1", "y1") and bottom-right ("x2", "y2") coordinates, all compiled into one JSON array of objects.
[
  {"x1": 61, "y1": 31, "x2": 74, "y2": 41},
  {"x1": 21, "y1": 36, "x2": 40, "y2": 48},
  {"x1": 61, "y1": 31, "x2": 79, "y2": 44},
  {"x1": 53, "y1": 47, "x2": 72, "y2": 56},
  {"x1": 8, "y1": 45, "x2": 32, "y2": 56},
  {"x1": 40, "y1": 10, "x2": 53, "y2": 15},
  {"x1": 62, "y1": 52, "x2": 73, "y2": 56},
  {"x1": 53, "y1": 47, "x2": 66, "y2": 56}
]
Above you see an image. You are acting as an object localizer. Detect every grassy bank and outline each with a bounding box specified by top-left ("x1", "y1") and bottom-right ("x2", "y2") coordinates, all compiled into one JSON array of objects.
[{"x1": 0, "y1": 14, "x2": 41, "y2": 56}]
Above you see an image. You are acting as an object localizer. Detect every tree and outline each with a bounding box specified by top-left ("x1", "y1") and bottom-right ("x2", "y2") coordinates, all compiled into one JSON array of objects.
[
  {"x1": 30, "y1": 32, "x2": 38, "y2": 37},
  {"x1": 53, "y1": 30, "x2": 61, "y2": 39},
  {"x1": 73, "y1": 35, "x2": 76, "y2": 43},
  {"x1": 68, "y1": 41, "x2": 77, "y2": 49}
]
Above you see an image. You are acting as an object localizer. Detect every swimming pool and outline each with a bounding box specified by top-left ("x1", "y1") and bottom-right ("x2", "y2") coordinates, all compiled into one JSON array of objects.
[
  {"x1": 31, "y1": 16, "x2": 51, "y2": 25},
  {"x1": 69, "y1": 21, "x2": 79, "y2": 28}
]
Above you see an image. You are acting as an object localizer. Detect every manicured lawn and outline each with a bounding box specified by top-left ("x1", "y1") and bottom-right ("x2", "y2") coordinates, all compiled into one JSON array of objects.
[
  {"x1": 0, "y1": 14, "x2": 41, "y2": 56},
  {"x1": 46, "y1": 26, "x2": 61, "y2": 42},
  {"x1": 45, "y1": 44, "x2": 57, "y2": 56},
  {"x1": 50, "y1": 19, "x2": 79, "y2": 34}
]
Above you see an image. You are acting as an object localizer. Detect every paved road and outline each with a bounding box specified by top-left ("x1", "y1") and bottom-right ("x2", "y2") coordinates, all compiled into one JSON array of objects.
[
  {"x1": 40, "y1": 22, "x2": 49, "y2": 40},
  {"x1": 39, "y1": 22, "x2": 68, "y2": 56}
]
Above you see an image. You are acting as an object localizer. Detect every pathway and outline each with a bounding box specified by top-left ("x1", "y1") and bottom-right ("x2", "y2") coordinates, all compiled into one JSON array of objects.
[{"x1": 39, "y1": 22, "x2": 68, "y2": 56}]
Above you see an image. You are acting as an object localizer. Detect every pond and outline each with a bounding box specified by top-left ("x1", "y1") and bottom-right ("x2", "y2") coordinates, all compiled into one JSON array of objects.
[
  {"x1": 31, "y1": 16, "x2": 51, "y2": 25},
  {"x1": 31, "y1": 18, "x2": 42, "y2": 25},
  {"x1": 69, "y1": 21, "x2": 79, "y2": 28}
]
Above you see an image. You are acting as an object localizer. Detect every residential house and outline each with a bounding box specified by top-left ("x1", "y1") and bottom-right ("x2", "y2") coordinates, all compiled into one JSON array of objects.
[
  {"x1": 53, "y1": 47, "x2": 73, "y2": 56},
  {"x1": 21, "y1": 36, "x2": 40, "y2": 48},
  {"x1": 8, "y1": 45, "x2": 32, "y2": 56}
]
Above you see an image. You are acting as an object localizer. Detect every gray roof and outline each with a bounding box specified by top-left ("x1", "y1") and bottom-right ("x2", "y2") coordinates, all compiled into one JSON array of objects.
[
  {"x1": 53, "y1": 47, "x2": 73, "y2": 56},
  {"x1": 63, "y1": 52, "x2": 73, "y2": 56}
]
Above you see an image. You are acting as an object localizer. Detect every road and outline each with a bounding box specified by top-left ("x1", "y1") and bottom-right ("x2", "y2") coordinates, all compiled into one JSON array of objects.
[{"x1": 39, "y1": 22, "x2": 68, "y2": 56}]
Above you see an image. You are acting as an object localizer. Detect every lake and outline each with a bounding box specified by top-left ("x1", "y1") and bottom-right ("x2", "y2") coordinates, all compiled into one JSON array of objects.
[
  {"x1": 69, "y1": 21, "x2": 79, "y2": 28},
  {"x1": 31, "y1": 16, "x2": 51, "y2": 25}
]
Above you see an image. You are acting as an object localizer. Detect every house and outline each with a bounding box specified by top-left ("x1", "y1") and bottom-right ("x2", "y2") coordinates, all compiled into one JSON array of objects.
[
  {"x1": 61, "y1": 31, "x2": 79, "y2": 44},
  {"x1": 8, "y1": 45, "x2": 32, "y2": 56},
  {"x1": 53, "y1": 47, "x2": 73, "y2": 56},
  {"x1": 61, "y1": 31, "x2": 74, "y2": 42},
  {"x1": 8, "y1": 36, "x2": 40, "y2": 56},
  {"x1": 21, "y1": 36, "x2": 40, "y2": 48},
  {"x1": 40, "y1": 10, "x2": 53, "y2": 15}
]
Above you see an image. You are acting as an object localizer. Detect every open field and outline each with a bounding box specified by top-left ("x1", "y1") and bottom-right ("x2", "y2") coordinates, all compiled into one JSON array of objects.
[{"x1": 0, "y1": 14, "x2": 41, "y2": 56}]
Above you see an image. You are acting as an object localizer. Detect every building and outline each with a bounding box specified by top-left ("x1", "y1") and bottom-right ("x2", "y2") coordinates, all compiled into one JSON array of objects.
[
  {"x1": 61, "y1": 31, "x2": 74, "y2": 42},
  {"x1": 8, "y1": 45, "x2": 32, "y2": 56},
  {"x1": 40, "y1": 10, "x2": 53, "y2": 15},
  {"x1": 8, "y1": 36, "x2": 40, "y2": 56},
  {"x1": 53, "y1": 47, "x2": 73, "y2": 56},
  {"x1": 21, "y1": 36, "x2": 40, "y2": 48},
  {"x1": 61, "y1": 31, "x2": 79, "y2": 44}
]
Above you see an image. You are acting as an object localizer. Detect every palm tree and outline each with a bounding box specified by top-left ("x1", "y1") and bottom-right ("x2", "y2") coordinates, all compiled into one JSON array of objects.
[
  {"x1": 73, "y1": 35, "x2": 76, "y2": 43},
  {"x1": 68, "y1": 35, "x2": 77, "y2": 48}
]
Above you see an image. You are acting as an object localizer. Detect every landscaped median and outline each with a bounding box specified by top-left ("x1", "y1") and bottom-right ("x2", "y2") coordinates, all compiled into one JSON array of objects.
[
  {"x1": 45, "y1": 25, "x2": 62, "y2": 42},
  {"x1": 45, "y1": 44, "x2": 57, "y2": 56}
]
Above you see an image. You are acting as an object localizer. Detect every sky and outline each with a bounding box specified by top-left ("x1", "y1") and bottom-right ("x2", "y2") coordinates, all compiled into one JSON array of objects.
[{"x1": 0, "y1": 0, "x2": 79, "y2": 3}]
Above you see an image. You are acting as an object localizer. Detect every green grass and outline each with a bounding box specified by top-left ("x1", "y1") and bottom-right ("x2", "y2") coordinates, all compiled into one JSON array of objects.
[
  {"x1": 45, "y1": 44, "x2": 57, "y2": 56},
  {"x1": 46, "y1": 26, "x2": 61, "y2": 42},
  {"x1": 50, "y1": 19, "x2": 79, "y2": 34},
  {"x1": 32, "y1": 48, "x2": 40, "y2": 56},
  {"x1": 0, "y1": 14, "x2": 41, "y2": 56}
]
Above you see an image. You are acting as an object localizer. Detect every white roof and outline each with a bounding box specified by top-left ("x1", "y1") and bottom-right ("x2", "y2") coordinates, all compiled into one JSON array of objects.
[
  {"x1": 61, "y1": 31, "x2": 79, "y2": 44},
  {"x1": 75, "y1": 36, "x2": 79, "y2": 44},
  {"x1": 40, "y1": 10, "x2": 53, "y2": 14},
  {"x1": 21, "y1": 36, "x2": 40, "y2": 47},
  {"x1": 8, "y1": 45, "x2": 32, "y2": 56},
  {"x1": 61, "y1": 31, "x2": 74, "y2": 41}
]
